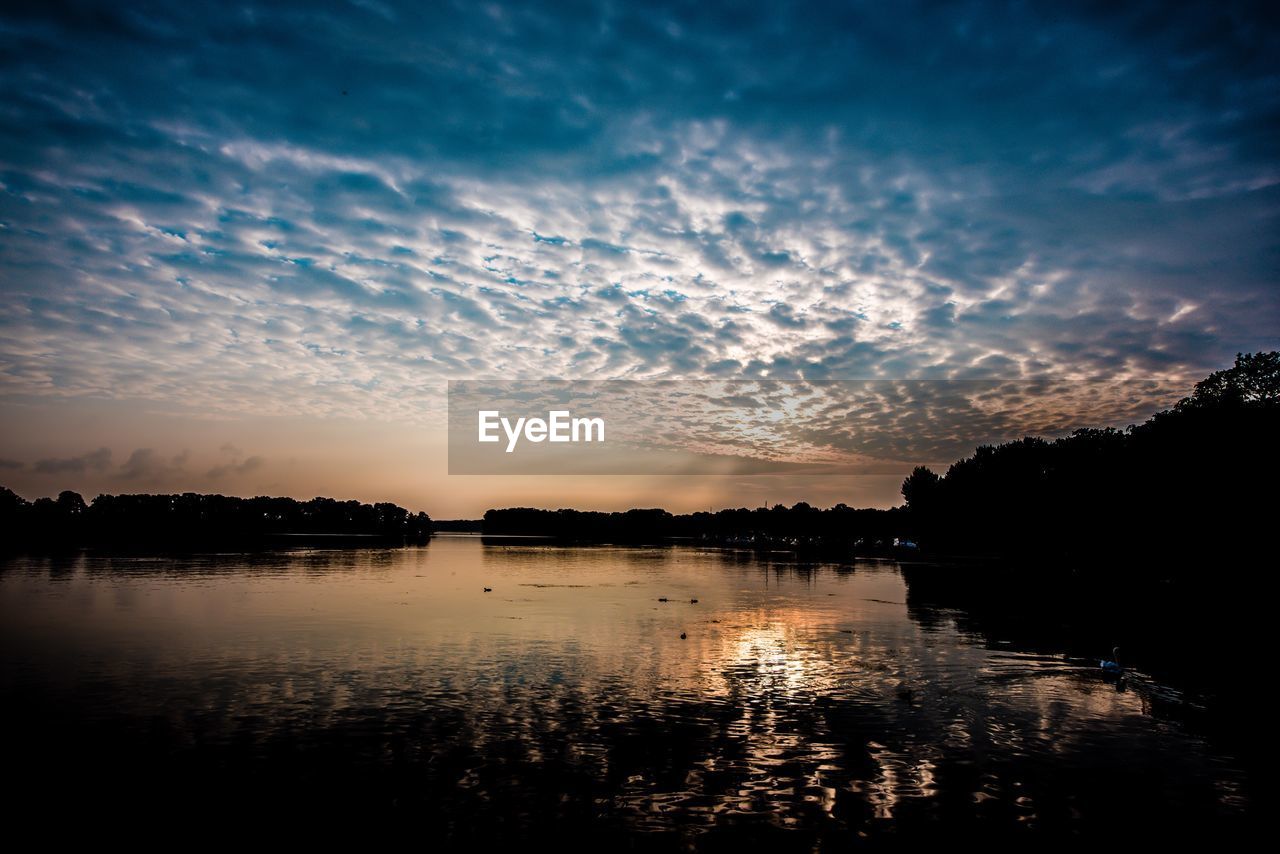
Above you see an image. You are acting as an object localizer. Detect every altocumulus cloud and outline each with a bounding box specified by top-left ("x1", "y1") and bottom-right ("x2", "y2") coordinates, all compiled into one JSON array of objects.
[{"x1": 0, "y1": 0, "x2": 1276, "y2": 427}]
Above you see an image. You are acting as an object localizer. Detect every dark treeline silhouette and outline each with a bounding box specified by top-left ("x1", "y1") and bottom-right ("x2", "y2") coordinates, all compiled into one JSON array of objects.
[
  {"x1": 0, "y1": 489, "x2": 432, "y2": 549},
  {"x1": 483, "y1": 504, "x2": 906, "y2": 552},
  {"x1": 899, "y1": 351, "x2": 1278, "y2": 571},
  {"x1": 432, "y1": 518, "x2": 485, "y2": 533},
  {"x1": 485, "y1": 352, "x2": 1279, "y2": 572}
]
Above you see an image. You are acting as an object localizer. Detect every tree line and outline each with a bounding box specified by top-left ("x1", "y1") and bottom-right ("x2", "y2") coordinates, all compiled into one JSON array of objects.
[
  {"x1": 899, "y1": 351, "x2": 1277, "y2": 569},
  {"x1": 482, "y1": 504, "x2": 906, "y2": 551},
  {"x1": 486, "y1": 352, "x2": 1279, "y2": 573},
  {"x1": 0, "y1": 490, "x2": 432, "y2": 548}
]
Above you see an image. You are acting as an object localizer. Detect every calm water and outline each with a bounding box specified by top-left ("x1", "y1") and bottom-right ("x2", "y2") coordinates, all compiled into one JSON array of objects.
[{"x1": 0, "y1": 536, "x2": 1250, "y2": 845}]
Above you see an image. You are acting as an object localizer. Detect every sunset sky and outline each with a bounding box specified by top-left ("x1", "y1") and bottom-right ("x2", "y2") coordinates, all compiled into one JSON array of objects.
[{"x1": 2, "y1": 1, "x2": 1277, "y2": 516}]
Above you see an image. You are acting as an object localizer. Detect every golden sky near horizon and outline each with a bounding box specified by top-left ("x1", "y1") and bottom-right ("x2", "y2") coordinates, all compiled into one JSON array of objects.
[{"x1": 0, "y1": 395, "x2": 912, "y2": 517}]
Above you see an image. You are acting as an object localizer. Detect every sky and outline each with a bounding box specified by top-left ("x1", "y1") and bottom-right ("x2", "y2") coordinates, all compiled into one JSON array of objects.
[{"x1": 1, "y1": 0, "x2": 1277, "y2": 516}]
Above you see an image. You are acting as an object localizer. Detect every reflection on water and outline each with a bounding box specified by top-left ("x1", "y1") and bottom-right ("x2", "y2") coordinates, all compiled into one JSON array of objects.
[{"x1": 0, "y1": 537, "x2": 1249, "y2": 844}]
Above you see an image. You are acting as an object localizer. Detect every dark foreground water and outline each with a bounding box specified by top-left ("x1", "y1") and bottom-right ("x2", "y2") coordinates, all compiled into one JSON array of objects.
[{"x1": 0, "y1": 536, "x2": 1252, "y2": 846}]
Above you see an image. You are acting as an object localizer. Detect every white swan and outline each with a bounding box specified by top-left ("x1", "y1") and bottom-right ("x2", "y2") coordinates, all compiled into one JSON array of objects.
[{"x1": 1099, "y1": 646, "x2": 1123, "y2": 674}]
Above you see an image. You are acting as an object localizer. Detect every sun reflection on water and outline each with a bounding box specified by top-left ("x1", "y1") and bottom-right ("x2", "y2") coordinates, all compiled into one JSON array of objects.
[{"x1": 0, "y1": 537, "x2": 1250, "y2": 839}]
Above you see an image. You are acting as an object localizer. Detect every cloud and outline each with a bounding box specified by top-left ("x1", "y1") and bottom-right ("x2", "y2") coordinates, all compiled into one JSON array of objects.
[
  {"x1": 33, "y1": 448, "x2": 112, "y2": 475},
  {"x1": 117, "y1": 448, "x2": 186, "y2": 482},
  {"x1": 207, "y1": 455, "x2": 265, "y2": 478},
  {"x1": 0, "y1": 0, "x2": 1275, "y2": 437}
]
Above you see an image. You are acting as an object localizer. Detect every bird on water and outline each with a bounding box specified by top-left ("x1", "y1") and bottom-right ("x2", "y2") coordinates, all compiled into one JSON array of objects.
[{"x1": 1099, "y1": 647, "x2": 1123, "y2": 674}]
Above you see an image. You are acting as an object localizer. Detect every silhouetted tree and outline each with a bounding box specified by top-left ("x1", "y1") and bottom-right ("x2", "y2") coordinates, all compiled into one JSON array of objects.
[
  {"x1": 892, "y1": 352, "x2": 1279, "y2": 570},
  {"x1": 1176, "y1": 351, "x2": 1280, "y2": 410},
  {"x1": 901, "y1": 466, "x2": 941, "y2": 512},
  {"x1": 56, "y1": 490, "x2": 87, "y2": 515}
]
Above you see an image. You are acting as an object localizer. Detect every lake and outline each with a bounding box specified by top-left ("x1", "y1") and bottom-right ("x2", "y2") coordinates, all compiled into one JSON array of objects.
[{"x1": 0, "y1": 535, "x2": 1251, "y2": 846}]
